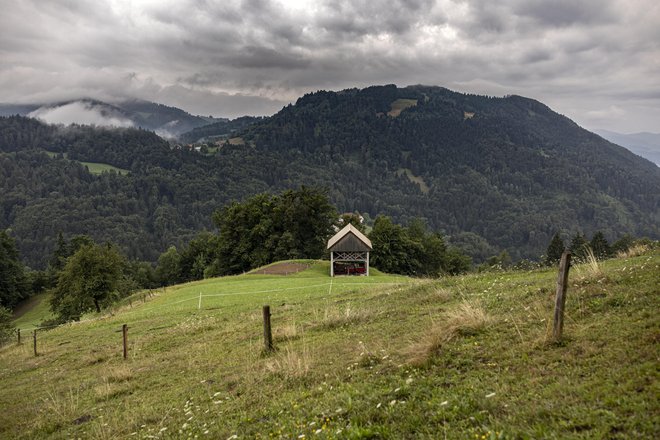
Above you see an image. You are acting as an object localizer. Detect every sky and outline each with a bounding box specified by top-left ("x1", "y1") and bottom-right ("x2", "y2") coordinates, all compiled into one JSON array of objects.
[{"x1": 1, "y1": 0, "x2": 659, "y2": 133}]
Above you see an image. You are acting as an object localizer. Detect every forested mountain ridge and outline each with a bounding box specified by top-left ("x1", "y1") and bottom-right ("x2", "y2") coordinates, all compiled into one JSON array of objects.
[
  {"x1": 0, "y1": 85, "x2": 658, "y2": 269},
  {"x1": 0, "y1": 99, "x2": 215, "y2": 137},
  {"x1": 240, "y1": 85, "x2": 659, "y2": 255}
]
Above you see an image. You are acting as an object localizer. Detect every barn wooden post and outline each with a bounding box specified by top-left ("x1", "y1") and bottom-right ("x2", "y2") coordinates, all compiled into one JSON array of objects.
[
  {"x1": 122, "y1": 324, "x2": 128, "y2": 360},
  {"x1": 263, "y1": 306, "x2": 273, "y2": 352},
  {"x1": 330, "y1": 251, "x2": 334, "y2": 277},
  {"x1": 552, "y1": 250, "x2": 571, "y2": 342}
]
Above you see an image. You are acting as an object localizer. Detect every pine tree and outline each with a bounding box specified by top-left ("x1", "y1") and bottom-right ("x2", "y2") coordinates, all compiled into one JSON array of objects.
[
  {"x1": 590, "y1": 231, "x2": 611, "y2": 260},
  {"x1": 545, "y1": 232, "x2": 565, "y2": 266},
  {"x1": 569, "y1": 232, "x2": 589, "y2": 262},
  {"x1": 0, "y1": 231, "x2": 30, "y2": 309}
]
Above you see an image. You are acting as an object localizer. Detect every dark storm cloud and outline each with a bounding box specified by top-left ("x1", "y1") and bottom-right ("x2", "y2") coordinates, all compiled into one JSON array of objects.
[
  {"x1": 514, "y1": 0, "x2": 617, "y2": 27},
  {"x1": 0, "y1": 0, "x2": 658, "y2": 130}
]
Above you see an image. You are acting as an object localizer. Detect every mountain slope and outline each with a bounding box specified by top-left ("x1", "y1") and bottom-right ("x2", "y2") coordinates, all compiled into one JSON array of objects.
[
  {"x1": 594, "y1": 129, "x2": 660, "y2": 165},
  {"x1": 0, "y1": 85, "x2": 659, "y2": 268},
  {"x1": 241, "y1": 85, "x2": 659, "y2": 258}
]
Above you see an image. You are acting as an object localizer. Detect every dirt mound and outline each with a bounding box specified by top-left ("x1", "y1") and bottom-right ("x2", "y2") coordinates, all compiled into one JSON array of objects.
[{"x1": 250, "y1": 262, "x2": 311, "y2": 275}]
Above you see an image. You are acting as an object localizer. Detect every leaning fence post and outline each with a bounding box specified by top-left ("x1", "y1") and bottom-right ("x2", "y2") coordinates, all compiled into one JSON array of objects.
[
  {"x1": 553, "y1": 250, "x2": 572, "y2": 342},
  {"x1": 122, "y1": 324, "x2": 128, "y2": 360},
  {"x1": 263, "y1": 306, "x2": 273, "y2": 352},
  {"x1": 33, "y1": 330, "x2": 37, "y2": 356}
]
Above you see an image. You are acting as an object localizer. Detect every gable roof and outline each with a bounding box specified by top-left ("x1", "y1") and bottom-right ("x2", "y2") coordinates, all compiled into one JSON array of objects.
[{"x1": 327, "y1": 223, "x2": 372, "y2": 250}]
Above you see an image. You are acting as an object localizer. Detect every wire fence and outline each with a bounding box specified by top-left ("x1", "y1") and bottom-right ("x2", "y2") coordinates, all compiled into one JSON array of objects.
[{"x1": 6, "y1": 278, "x2": 414, "y2": 352}]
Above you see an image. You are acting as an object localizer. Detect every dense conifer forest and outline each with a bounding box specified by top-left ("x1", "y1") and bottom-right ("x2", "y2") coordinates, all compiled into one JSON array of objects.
[{"x1": 1, "y1": 85, "x2": 658, "y2": 272}]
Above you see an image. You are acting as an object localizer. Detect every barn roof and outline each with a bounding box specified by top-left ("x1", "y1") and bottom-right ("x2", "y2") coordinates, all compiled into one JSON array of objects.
[{"x1": 327, "y1": 224, "x2": 372, "y2": 250}]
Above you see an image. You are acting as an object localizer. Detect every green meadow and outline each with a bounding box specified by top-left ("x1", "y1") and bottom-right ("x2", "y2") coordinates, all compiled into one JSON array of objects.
[
  {"x1": 2, "y1": 254, "x2": 659, "y2": 439},
  {"x1": 44, "y1": 151, "x2": 128, "y2": 175},
  {"x1": 80, "y1": 161, "x2": 128, "y2": 175}
]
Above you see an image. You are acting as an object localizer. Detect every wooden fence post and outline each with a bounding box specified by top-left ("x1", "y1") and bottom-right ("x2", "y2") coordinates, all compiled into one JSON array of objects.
[
  {"x1": 17, "y1": 328, "x2": 21, "y2": 345},
  {"x1": 553, "y1": 250, "x2": 572, "y2": 342},
  {"x1": 122, "y1": 324, "x2": 128, "y2": 360},
  {"x1": 33, "y1": 330, "x2": 37, "y2": 356},
  {"x1": 263, "y1": 306, "x2": 273, "y2": 352}
]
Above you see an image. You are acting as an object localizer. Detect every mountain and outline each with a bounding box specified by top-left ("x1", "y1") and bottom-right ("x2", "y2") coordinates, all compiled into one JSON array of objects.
[
  {"x1": 1, "y1": 85, "x2": 659, "y2": 269},
  {"x1": 593, "y1": 129, "x2": 660, "y2": 166},
  {"x1": 178, "y1": 116, "x2": 264, "y2": 144},
  {"x1": 0, "y1": 99, "x2": 216, "y2": 137}
]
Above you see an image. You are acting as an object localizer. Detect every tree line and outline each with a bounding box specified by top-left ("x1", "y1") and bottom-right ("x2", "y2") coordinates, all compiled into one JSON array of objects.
[
  {"x1": 544, "y1": 230, "x2": 644, "y2": 266},
  {"x1": 1, "y1": 187, "x2": 474, "y2": 335}
]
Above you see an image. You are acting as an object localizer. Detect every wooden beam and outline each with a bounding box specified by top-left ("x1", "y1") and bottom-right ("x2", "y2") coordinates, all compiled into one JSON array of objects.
[{"x1": 553, "y1": 250, "x2": 571, "y2": 342}]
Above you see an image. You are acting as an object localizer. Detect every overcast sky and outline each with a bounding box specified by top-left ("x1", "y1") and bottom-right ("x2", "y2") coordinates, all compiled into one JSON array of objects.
[{"x1": 1, "y1": 0, "x2": 658, "y2": 133}]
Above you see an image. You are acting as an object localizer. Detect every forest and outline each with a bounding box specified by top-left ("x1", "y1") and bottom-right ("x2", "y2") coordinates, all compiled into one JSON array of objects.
[{"x1": 0, "y1": 84, "x2": 658, "y2": 274}]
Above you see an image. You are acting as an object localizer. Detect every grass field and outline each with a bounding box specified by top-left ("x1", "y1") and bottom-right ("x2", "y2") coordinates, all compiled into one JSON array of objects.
[
  {"x1": 11, "y1": 292, "x2": 55, "y2": 331},
  {"x1": 80, "y1": 161, "x2": 128, "y2": 175},
  {"x1": 1, "y1": 254, "x2": 658, "y2": 439},
  {"x1": 388, "y1": 99, "x2": 418, "y2": 117},
  {"x1": 43, "y1": 151, "x2": 128, "y2": 175}
]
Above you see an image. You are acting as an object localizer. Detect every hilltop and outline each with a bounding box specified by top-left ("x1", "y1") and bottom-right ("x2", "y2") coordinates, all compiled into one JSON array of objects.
[
  {"x1": 1, "y1": 251, "x2": 658, "y2": 438},
  {"x1": 0, "y1": 99, "x2": 216, "y2": 137}
]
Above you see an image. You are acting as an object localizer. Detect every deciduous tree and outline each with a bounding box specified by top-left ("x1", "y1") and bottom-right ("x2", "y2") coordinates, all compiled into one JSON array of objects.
[{"x1": 50, "y1": 243, "x2": 124, "y2": 320}]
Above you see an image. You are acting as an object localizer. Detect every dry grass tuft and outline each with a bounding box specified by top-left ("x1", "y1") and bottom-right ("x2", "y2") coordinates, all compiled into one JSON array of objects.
[
  {"x1": 273, "y1": 321, "x2": 299, "y2": 342},
  {"x1": 105, "y1": 364, "x2": 133, "y2": 383},
  {"x1": 421, "y1": 286, "x2": 453, "y2": 304},
  {"x1": 406, "y1": 301, "x2": 493, "y2": 365},
  {"x1": 264, "y1": 344, "x2": 310, "y2": 378},
  {"x1": 616, "y1": 243, "x2": 649, "y2": 259},
  {"x1": 313, "y1": 303, "x2": 372, "y2": 330},
  {"x1": 573, "y1": 247, "x2": 606, "y2": 283},
  {"x1": 40, "y1": 387, "x2": 81, "y2": 427}
]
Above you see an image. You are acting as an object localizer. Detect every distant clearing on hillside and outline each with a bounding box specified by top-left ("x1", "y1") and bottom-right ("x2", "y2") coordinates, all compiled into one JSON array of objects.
[
  {"x1": 44, "y1": 150, "x2": 67, "y2": 159},
  {"x1": 387, "y1": 98, "x2": 417, "y2": 117},
  {"x1": 397, "y1": 168, "x2": 430, "y2": 193},
  {"x1": 44, "y1": 150, "x2": 128, "y2": 175},
  {"x1": 81, "y1": 161, "x2": 128, "y2": 175},
  {"x1": 228, "y1": 137, "x2": 245, "y2": 145}
]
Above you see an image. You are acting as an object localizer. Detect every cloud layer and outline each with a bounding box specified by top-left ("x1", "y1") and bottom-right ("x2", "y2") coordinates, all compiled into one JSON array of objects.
[
  {"x1": 1, "y1": 0, "x2": 659, "y2": 132},
  {"x1": 28, "y1": 101, "x2": 134, "y2": 127}
]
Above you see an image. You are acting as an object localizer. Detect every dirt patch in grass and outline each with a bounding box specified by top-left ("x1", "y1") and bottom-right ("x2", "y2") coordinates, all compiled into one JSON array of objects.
[{"x1": 250, "y1": 262, "x2": 311, "y2": 275}]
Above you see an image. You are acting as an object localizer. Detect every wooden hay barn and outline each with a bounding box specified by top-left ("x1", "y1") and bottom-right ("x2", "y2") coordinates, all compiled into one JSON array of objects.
[{"x1": 327, "y1": 224, "x2": 372, "y2": 276}]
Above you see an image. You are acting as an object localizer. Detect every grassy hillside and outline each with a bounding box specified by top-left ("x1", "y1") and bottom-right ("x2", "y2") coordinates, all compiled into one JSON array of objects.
[
  {"x1": 81, "y1": 161, "x2": 128, "y2": 175},
  {"x1": 1, "y1": 254, "x2": 658, "y2": 439},
  {"x1": 11, "y1": 292, "x2": 55, "y2": 330}
]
